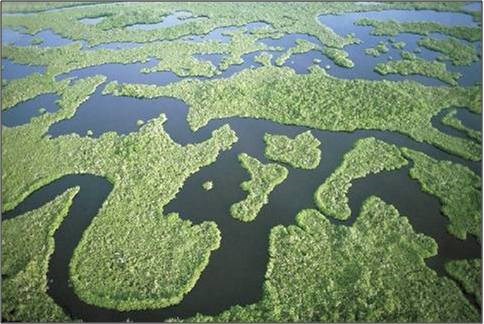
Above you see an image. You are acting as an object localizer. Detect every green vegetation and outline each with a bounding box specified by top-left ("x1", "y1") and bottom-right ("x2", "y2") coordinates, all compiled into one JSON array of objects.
[
  {"x1": 314, "y1": 138, "x2": 407, "y2": 220},
  {"x1": 442, "y1": 109, "x2": 481, "y2": 142},
  {"x1": 275, "y1": 39, "x2": 319, "y2": 66},
  {"x1": 254, "y1": 52, "x2": 273, "y2": 66},
  {"x1": 374, "y1": 57, "x2": 462, "y2": 86},
  {"x1": 2, "y1": 2, "x2": 477, "y2": 79},
  {"x1": 365, "y1": 41, "x2": 389, "y2": 57},
  {"x1": 446, "y1": 259, "x2": 481, "y2": 304},
  {"x1": 392, "y1": 41, "x2": 406, "y2": 49},
  {"x1": 189, "y1": 197, "x2": 478, "y2": 322},
  {"x1": 218, "y1": 30, "x2": 270, "y2": 70},
  {"x1": 230, "y1": 154, "x2": 288, "y2": 222},
  {"x1": 402, "y1": 148, "x2": 481, "y2": 240},
  {"x1": 2, "y1": 74, "x2": 240, "y2": 310},
  {"x1": 322, "y1": 47, "x2": 354, "y2": 68},
  {"x1": 356, "y1": 18, "x2": 481, "y2": 42},
  {"x1": 264, "y1": 131, "x2": 321, "y2": 169},
  {"x1": 1, "y1": 73, "x2": 67, "y2": 111},
  {"x1": 2, "y1": 1, "x2": 467, "y2": 47},
  {"x1": 1, "y1": 2, "x2": 362, "y2": 67},
  {"x1": 418, "y1": 37, "x2": 479, "y2": 66},
  {"x1": 2, "y1": 2, "x2": 482, "y2": 319},
  {"x1": 202, "y1": 181, "x2": 214, "y2": 191},
  {"x1": 103, "y1": 65, "x2": 481, "y2": 161},
  {"x1": 2, "y1": 188, "x2": 79, "y2": 322},
  {"x1": 400, "y1": 50, "x2": 418, "y2": 60},
  {"x1": 31, "y1": 37, "x2": 44, "y2": 45}
]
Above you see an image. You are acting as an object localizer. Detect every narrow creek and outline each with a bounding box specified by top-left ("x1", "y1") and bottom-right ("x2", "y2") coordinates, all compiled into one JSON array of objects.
[
  {"x1": 1, "y1": 7, "x2": 482, "y2": 322},
  {"x1": 3, "y1": 108, "x2": 481, "y2": 321}
]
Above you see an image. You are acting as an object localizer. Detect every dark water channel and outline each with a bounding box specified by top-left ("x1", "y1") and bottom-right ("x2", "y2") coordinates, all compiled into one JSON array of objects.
[
  {"x1": 1, "y1": 7, "x2": 482, "y2": 322},
  {"x1": 432, "y1": 107, "x2": 482, "y2": 141},
  {"x1": 3, "y1": 95, "x2": 481, "y2": 321},
  {"x1": 317, "y1": 10, "x2": 481, "y2": 86}
]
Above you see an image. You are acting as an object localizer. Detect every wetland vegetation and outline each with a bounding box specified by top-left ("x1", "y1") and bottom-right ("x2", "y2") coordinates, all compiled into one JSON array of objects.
[
  {"x1": 314, "y1": 137, "x2": 407, "y2": 220},
  {"x1": 264, "y1": 131, "x2": 321, "y2": 169},
  {"x1": 230, "y1": 154, "x2": 288, "y2": 222},
  {"x1": 418, "y1": 37, "x2": 479, "y2": 66},
  {"x1": 2, "y1": 188, "x2": 79, "y2": 322},
  {"x1": 374, "y1": 56, "x2": 462, "y2": 85},
  {"x1": 356, "y1": 18, "x2": 481, "y2": 41},
  {"x1": 191, "y1": 197, "x2": 479, "y2": 322},
  {"x1": 1, "y1": 1, "x2": 482, "y2": 322}
]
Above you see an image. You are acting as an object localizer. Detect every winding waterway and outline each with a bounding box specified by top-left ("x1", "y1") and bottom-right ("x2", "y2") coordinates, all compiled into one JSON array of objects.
[
  {"x1": 1, "y1": 6, "x2": 482, "y2": 322},
  {"x1": 3, "y1": 105, "x2": 481, "y2": 321}
]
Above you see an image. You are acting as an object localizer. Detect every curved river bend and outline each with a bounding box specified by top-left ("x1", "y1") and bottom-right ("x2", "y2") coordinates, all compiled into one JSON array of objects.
[{"x1": 1, "y1": 7, "x2": 482, "y2": 322}]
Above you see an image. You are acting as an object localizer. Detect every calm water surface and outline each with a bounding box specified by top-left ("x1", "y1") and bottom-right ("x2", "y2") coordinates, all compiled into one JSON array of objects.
[{"x1": 2, "y1": 7, "x2": 482, "y2": 322}]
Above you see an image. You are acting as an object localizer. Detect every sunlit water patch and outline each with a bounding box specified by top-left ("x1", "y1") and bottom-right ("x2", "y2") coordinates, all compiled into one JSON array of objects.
[
  {"x1": 47, "y1": 87, "x2": 171, "y2": 138},
  {"x1": 320, "y1": 10, "x2": 478, "y2": 30},
  {"x1": 315, "y1": 10, "x2": 481, "y2": 86},
  {"x1": 455, "y1": 107, "x2": 482, "y2": 131},
  {"x1": 183, "y1": 22, "x2": 271, "y2": 44},
  {"x1": 56, "y1": 59, "x2": 182, "y2": 84},
  {"x1": 126, "y1": 11, "x2": 207, "y2": 30},
  {"x1": 1, "y1": 94, "x2": 59, "y2": 127},
  {"x1": 464, "y1": 2, "x2": 482, "y2": 12},
  {"x1": 259, "y1": 32, "x2": 448, "y2": 85},
  {"x1": 2, "y1": 58, "x2": 45, "y2": 80},
  {"x1": 194, "y1": 53, "x2": 227, "y2": 67},
  {"x1": 1, "y1": 27, "x2": 84, "y2": 48},
  {"x1": 2, "y1": 28, "x2": 36, "y2": 46}
]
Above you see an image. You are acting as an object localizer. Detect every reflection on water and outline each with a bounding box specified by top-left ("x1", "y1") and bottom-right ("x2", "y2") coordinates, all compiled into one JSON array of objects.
[
  {"x1": 464, "y1": 2, "x2": 482, "y2": 12},
  {"x1": 127, "y1": 11, "x2": 207, "y2": 31},
  {"x1": 2, "y1": 58, "x2": 45, "y2": 80},
  {"x1": 1, "y1": 6, "x2": 482, "y2": 321},
  {"x1": 315, "y1": 10, "x2": 481, "y2": 86},
  {"x1": 4, "y1": 109, "x2": 481, "y2": 321},
  {"x1": 1, "y1": 93, "x2": 59, "y2": 127}
]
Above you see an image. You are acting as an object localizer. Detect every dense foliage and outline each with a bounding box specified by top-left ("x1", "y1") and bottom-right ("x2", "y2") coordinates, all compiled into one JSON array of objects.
[
  {"x1": 365, "y1": 41, "x2": 389, "y2": 57},
  {"x1": 104, "y1": 65, "x2": 481, "y2": 161},
  {"x1": 356, "y1": 18, "x2": 481, "y2": 42},
  {"x1": 264, "y1": 131, "x2": 321, "y2": 169},
  {"x1": 402, "y1": 148, "x2": 481, "y2": 240},
  {"x1": 314, "y1": 137, "x2": 407, "y2": 220},
  {"x1": 322, "y1": 47, "x2": 354, "y2": 68},
  {"x1": 374, "y1": 57, "x2": 462, "y2": 86},
  {"x1": 189, "y1": 197, "x2": 478, "y2": 322},
  {"x1": 1, "y1": 2, "x2": 481, "y2": 320},
  {"x1": 418, "y1": 37, "x2": 479, "y2": 66},
  {"x1": 254, "y1": 52, "x2": 273, "y2": 66},
  {"x1": 2, "y1": 188, "x2": 79, "y2": 322},
  {"x1": 230, "y1": 154, "x2": 288, "y2": 222},
  {"x1": 275, "y1": 39, "x2": 320, "y2": 66},
  {"x1": 2, "y1": 74, "x2": 239, "y2": 310},
  {"x1": 445, "y1": 259, "x2": 482, "y2": 304}
]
